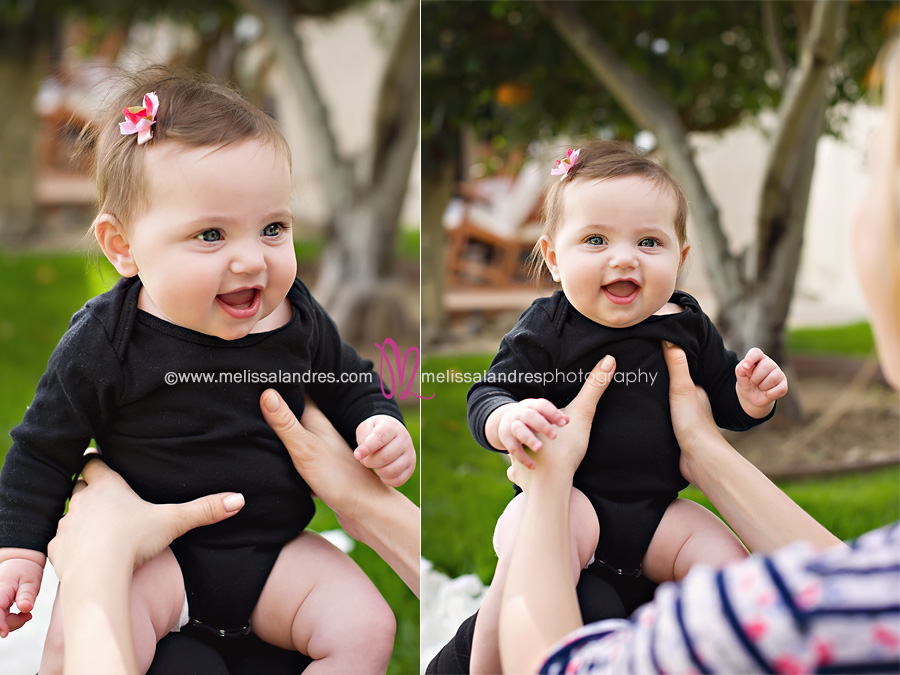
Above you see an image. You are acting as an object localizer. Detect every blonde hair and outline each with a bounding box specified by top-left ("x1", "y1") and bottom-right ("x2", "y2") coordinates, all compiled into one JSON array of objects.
[
  {"x1": 77, "y1": 65, "x2": 291, "y2": 233},
  {"x1": 531, "y1": 140, "x2": 688, "y2": 282}
]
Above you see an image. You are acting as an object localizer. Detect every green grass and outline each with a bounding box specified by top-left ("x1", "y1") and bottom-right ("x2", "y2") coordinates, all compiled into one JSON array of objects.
[
  {"x1": 0, "y1": 251, "x2": 418, "y2": 673},
  {"x1": 421, "y1": 352, "x2": 900, "y2": 584},
  {"x1": 786, "y1": 321, "x2": 875, "y2": 357}
]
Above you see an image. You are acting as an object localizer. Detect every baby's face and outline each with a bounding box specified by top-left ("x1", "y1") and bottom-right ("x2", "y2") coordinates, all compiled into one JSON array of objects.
[
  {"x1": 126, "y1": 139, "x2": 297, "y2": 340},
  {"x1": 542, "y1": 175, "x2": 688, "y2": 328}
]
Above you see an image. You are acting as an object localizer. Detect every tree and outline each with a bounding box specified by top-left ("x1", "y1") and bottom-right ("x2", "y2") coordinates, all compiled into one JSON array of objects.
[
  {"x1": 421, "y1": 0, "x2": 890, "y2": 418},
  {"x1": 236, "y1": 0, "x2": 420, "y2": 341}
]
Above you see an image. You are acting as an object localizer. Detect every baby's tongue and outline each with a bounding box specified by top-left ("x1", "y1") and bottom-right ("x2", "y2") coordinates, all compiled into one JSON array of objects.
[
  {"x1": 604, "y1": 280, "x2": 638, "y2": 297},
  {"x1": 218, "y1": 289, "x2": 256, "y2": 307}
]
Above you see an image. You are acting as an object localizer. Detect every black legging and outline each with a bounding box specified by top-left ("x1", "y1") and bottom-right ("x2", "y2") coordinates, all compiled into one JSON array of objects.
[{"x1": 426, "y1": 564, "x2": 657, "y2": 674}]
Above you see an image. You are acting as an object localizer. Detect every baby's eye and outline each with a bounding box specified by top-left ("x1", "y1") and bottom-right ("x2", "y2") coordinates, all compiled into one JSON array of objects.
[
  {"x1": 262, "y1": 223, "x2": 284, "y2": 237},
  {"x1": 639, "y1": 238, "x2": 658, "y2": 247},
  {"x1": 197, "y1": 229, "x2": 222, "y2": 242},
  {"x1": 585, "y1": 235, "x2": 605, "y2": 246}
]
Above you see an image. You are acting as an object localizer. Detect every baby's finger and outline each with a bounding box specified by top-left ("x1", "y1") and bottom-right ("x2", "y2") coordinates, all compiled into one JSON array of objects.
[
  {"x1": 760, "y1": 370, "x2": 788, "y2": 397},
  {"x1": 14, "y1": 582, "x2": 37, "y2": 614},
  {"x1": 510, "y1": 419, "x2": 543, "y2": 453},
  {"x1": 508, "y1": 444, "x2": 536, "y2": 471},
  {"x1": 527, "y1": 399, "x2": 569, "y2": 427},
  {"x1": 735, "y1": 359, "x2": 753, "y2": 380},
  {"x1": 742, "y1": 347, "x2": 765, "y2": 365},
  {"x1": 749, "y1": 358, "x2": 777, "y2": 386},
  {"x1": 5, "y1": 612, "x2": 31, "y2": 633},
  {"x1": 375, "y1": 456, "x2": 414, "y2": 487},
  {"x1": 516, "y1": 407, "x2": 561, "y2": 441},
  {"x1": 358, "y1": 439, "x2": 405, "y2": 470}
]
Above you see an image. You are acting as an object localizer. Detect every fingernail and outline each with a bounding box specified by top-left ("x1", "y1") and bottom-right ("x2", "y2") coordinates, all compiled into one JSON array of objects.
[
  {"x1": 663, "y1": 341, "x2": 674, "y2": 348},
  {"x1": 600, "y1": 355, "x2": 615, "y2": 372},
  {"x1": 263, "y1": 391, "x2": 281, "y2": 413},
  {"x1": 223, "y1": 493, "x2": 245, "y2": 512}
]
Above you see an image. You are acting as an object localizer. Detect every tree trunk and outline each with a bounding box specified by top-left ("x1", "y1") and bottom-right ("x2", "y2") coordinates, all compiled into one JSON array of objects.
[
  {"x1": 0, "y1": 48, "x2": 47, "y2": 245},
  {"x1": 421, "y1": 155, "x2": 455, "y2": 346}
]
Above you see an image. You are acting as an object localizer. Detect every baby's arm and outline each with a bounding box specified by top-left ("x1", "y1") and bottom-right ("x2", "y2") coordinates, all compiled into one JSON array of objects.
[
  {"x1": 484, "y1": 399, "x2": 569, "y2": 470},
  {"x1": 0, "y1": 547, "x2": 46, "y2": 637},
  {"x1": 735, "y1": 347, "x2": 788, "y2": 418},
  {"x1": 354, "y1": 415, "x2": 416, "y2": 487}
]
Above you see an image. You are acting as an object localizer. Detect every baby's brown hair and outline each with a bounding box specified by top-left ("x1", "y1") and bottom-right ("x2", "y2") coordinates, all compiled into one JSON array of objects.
[
  {"x1": 532, "y1": 140, "x2": 688, "y2": 282},
  {"x1": 77, "y1": 65, "x2": 291, "y2": 233}
]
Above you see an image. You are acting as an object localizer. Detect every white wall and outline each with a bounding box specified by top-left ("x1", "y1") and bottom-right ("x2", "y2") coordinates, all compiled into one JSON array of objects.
[{"x1": 681, "y1": 105, "x2": 883, "y2": 327}]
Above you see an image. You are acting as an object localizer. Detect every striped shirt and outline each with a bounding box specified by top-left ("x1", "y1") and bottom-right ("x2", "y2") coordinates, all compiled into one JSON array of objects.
[{"x1": 541, "y1": 523, "x2": 900, "y2": 674}]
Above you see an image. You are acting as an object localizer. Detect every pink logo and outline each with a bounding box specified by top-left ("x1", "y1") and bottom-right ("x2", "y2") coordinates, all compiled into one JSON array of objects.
[{"x1": 375, "y1": 339, "x2": 435, "y2": 400}]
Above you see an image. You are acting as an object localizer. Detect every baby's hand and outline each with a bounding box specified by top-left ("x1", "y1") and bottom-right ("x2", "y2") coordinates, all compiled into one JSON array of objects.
[
  {"x1": 0, "y1": 557, "x2": 43, "y2": 637},
  {"x1": 735, "y1": 347, "x2": 788, "y2": 418},
  {"x1": 354, "y1": 415, "x2": 416, "y2": 487},
  {"x1": 497, "y1": 399, "x2": 568, "y2": 470}
]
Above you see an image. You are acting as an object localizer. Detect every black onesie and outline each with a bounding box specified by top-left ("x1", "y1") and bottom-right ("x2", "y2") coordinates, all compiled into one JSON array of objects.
[
  {"x1": 0, "y1": 276, "x2": 402, "y2": 633},
  {"x1": 468, "y1": 290, "x2": 771, "y2": 573}
]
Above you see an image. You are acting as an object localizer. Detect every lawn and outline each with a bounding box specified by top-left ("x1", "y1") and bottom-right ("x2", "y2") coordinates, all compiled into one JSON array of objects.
[
  {"x1": 421, "y1": 352, "x2": 900, "y2": 584},
  {"x1": 0, "y1": 250, "x2": 419, "y2": 674}
]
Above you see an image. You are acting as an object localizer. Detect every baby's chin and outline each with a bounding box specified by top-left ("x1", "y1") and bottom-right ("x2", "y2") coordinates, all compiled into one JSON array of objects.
[{"x1": 571, "y1": 301, "x2": 650, "y2": 329}]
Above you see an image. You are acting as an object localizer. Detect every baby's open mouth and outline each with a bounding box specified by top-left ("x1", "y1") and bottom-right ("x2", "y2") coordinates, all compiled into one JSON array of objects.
[
  {"x1": 216, "y1": 288, "x2": 261, "y2": 319},
  {"x1": 217, "y1": 288, "x2": 257, "y2": 308},
  {"x1": 603, "y1": 280, "x2": 639, "y2": 297}
]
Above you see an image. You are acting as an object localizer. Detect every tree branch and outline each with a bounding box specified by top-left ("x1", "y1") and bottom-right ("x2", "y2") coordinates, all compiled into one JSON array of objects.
[
  {"x1": 536, "y1": 0, "x2": 743, "y2": 301},
  {"x1": 757, "y1": 0, "x2": 846, "y2": 270},
  {"x1": 761, "y1": 0, "x2": 789, "y2": 85}
]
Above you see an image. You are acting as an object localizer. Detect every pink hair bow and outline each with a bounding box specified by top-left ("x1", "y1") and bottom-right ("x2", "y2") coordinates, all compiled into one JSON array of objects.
[
  {"x1": 550, "y1": 148, "x2": 580, "y2": 181},
  {"x1": 119, "y1": 92, "x2": 159, "y2": 145}
]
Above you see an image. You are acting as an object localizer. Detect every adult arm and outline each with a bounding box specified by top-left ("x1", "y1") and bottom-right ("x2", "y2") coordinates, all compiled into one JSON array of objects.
[
  {"x1": 663, "y1": 341, "x2": 844, "y2": 553},
  {"x1": 499, "y1": 356, "x2": 616, "y2": 675},
  {"x1": 260, "y1": 390, "x2": 420, "y2": 597},
  {"x1": 48, "y1": 458, "x2": 244, "y2": 675}
]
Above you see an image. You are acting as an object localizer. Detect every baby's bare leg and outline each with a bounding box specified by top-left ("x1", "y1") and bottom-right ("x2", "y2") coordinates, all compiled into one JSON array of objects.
[
  {"x1": 39, "y1": 548, "x2": 185, "y2": 675},
  {"x1": 250, "y1": 531, "x2": 395, "y2": 674},
  {"x1": 642, "y1": 498, "x2": 748, "y2": 583},
  {"x1": 471, "y1": 489, "x2": 599, "y2": 675}
]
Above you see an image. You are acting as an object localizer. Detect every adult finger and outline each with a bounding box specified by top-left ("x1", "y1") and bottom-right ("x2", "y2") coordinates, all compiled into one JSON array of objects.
[
  {"x1": 168, "y1": 492, "x2": 245, "y2": 540},
  {"x1": 260, "y1": 389, "x2": 315, "y2": 458},
  {"x1": 663, "y1": 341, "x2": 695, "y2": 399},
  {"x1": 566, "y1": 355, "x2": 616, "y2": 420}
]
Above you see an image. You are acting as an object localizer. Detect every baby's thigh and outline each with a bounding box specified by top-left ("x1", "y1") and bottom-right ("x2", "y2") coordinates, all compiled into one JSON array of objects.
[
  {"x1": 642, "y1": 498, "x2": 748, "y2": 583},
  {"x1": 249, "y1": 532, "x2": 395, "y2": 657},
  {"x1": 494, "y1": 488, "x2": 599, "y2": 570},
  {"x1": 130, "y1": 547, "x2": 188, "y2": 640}
]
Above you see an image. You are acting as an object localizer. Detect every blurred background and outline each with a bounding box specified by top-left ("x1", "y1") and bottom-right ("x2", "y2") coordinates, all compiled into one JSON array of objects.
[
  {"x1": 420, "y1": 1, "x2": 899, "y2": 668},
  {"x1": 0, "y1": 0, "x2": 419, "y2": 673}
]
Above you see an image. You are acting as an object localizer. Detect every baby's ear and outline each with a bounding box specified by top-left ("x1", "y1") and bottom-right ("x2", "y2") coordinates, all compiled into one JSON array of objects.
[
  {"x1": 539, "y1": 235, "x2": 560, "y2": 283},
  {"x1": 94, "y1": 214, "x2": 138, "y2": 277}
]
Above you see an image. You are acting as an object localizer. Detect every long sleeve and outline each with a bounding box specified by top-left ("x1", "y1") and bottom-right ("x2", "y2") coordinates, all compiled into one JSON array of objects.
[
  {"x1": 296, "y1": 282, "x2": 404, "y2": 447},
  {"x1": 0, "y1": 313, "x2": 121, "y2": 553},
  {"x1": 694, "y1": 312, "x2": 774, "y2": 432},
  {"x1": 540, "y1": 523, "x2": 900, "y2": 674},
  {"x1": 467, "y1": 301, "x2": 559, "y2": 452}
]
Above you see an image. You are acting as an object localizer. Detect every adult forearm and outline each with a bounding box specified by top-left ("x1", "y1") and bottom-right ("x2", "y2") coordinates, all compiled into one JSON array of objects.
[
  {"x1": 500, "y1": 470, "x2": 582, "y2": 674},
  {"x1": 349, "y1": 489, "x2": 420, "y2": 597},
  {"x1": 683, "y1": 435, "x2": 843, "y2": 553},
  {"x1": 60, "y1": 561, "x2": 137, "y2": 675}
]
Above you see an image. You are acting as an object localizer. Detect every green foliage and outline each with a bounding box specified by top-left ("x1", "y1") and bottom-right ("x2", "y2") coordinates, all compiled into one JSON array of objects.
[
  {"x1": 681, "y1": 466, "x2": 900, "y2": 543},
  {"x1": 422, "y1": 0, "x2": 892, "y2": 153},
  {"x1": 786, "y1": 321, "x2": 876, "y2": 357}
]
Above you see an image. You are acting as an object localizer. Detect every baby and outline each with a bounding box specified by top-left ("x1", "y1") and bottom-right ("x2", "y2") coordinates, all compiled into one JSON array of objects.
[
  {"x1": 0, "y1": 68, "x2": 415, "y2": 674},
  {"x1": 467, "y1": 141, "x2": 787, "y2": 673}
]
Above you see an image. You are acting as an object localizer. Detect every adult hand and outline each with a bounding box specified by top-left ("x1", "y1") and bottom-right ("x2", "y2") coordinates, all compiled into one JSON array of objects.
[
  {"x1": 49, "y1": 458, "x2": 244, "y2": 577},
  {"x1": 507, "y1": 355, "x2": 616, "y2": 490},
  {"x1": 260, "y1": 390, "x2": 420, "y2": 596},
  {"x1": 661, "y1": 341, "x2": 722, "y2": 484}
]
